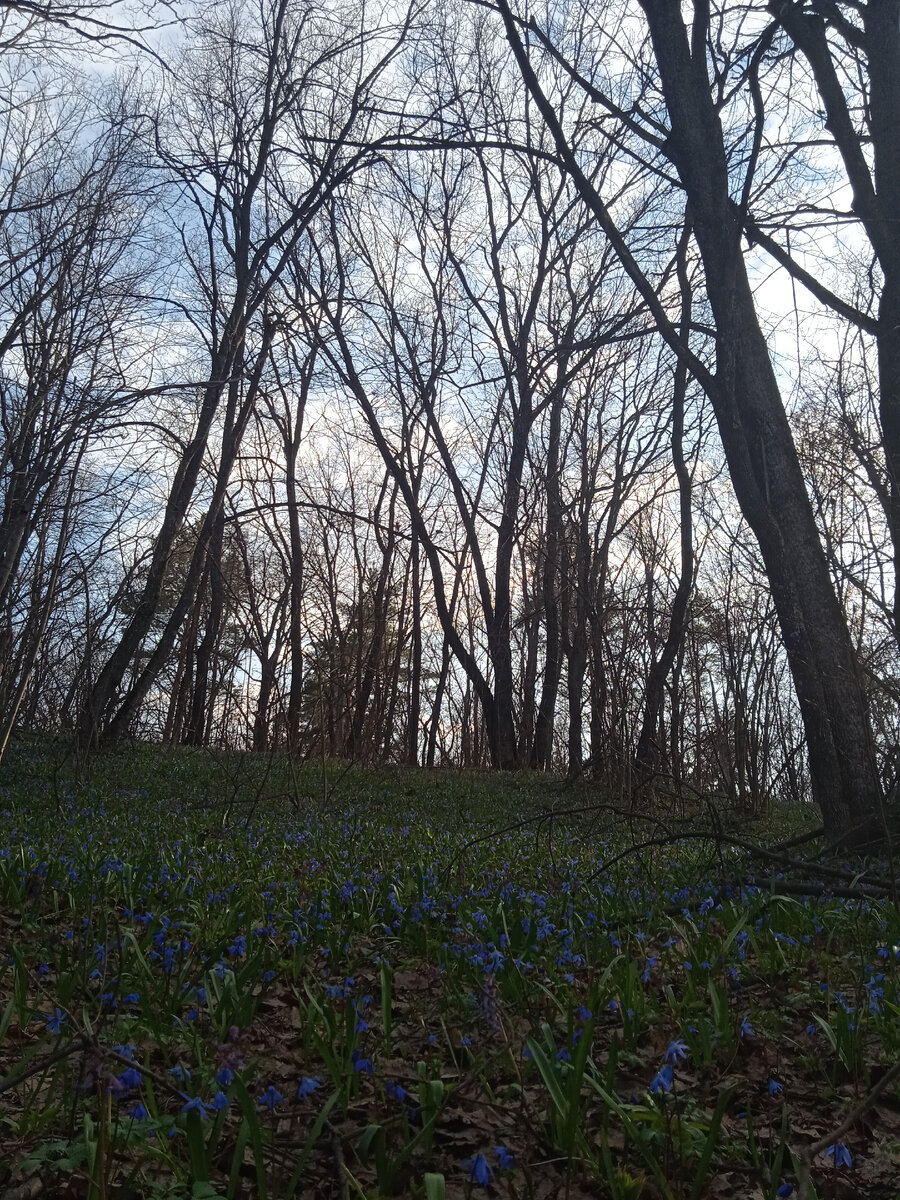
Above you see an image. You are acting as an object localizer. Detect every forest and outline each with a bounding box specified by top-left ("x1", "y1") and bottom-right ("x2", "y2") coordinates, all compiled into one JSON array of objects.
[{"x1": 1, "y1": 0, "x2": 900, "y2": 1197}]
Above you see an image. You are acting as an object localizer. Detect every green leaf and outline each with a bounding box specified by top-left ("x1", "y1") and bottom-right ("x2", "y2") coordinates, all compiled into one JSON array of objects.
[
  {"x1": 813, "y1": 1014, "x2": 839, "y2": 1053},
  {"x1": 688, "y1": 1085, "x2": 734, "y2": 1200},
  {"x1": 230, "y1": 1078, "x2": 268, "y2": 1200},
  {"x1": 283, "y1": 1090, "x2": 338, "y2": 1199},
  {"x1": 424, "y1": 1173, "x2": 446, "y2": 1200},
  {"x1": 185, "y1": 1109, "x2": 209, "y2": 1184}
]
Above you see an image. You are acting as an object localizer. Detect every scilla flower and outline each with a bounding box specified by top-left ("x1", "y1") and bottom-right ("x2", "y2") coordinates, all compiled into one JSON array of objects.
[
  {"x1": 650, "y1": 1064, "x2": 674, "y2": 1093},
  {"x1": 825, "y1": 1143, "x2": 852, "y2": 1168},
  {"x1": 665, "y1": 1039, "x2": 688, "y2": 1064},
  {"x1": 463, "y1": 1154, "x2": 494, "y2": 1185},
  {"x1": 257, "y1": 1085, "x2": 284, "y2": 1109}
]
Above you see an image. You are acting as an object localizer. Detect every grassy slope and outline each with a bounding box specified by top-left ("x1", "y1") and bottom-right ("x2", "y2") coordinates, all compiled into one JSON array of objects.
[{"x1": 0, "y1": 738, "x2": 898, "y2": 1200}]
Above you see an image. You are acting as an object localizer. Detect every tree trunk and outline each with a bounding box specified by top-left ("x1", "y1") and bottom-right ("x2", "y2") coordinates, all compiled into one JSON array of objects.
[
  {"x1": 635, "y1": 223, "x2": 695, "y2": 778},
  {"x1": 638, "y1": 0, "x2": 883, "y2": 846},
  {"x1": 532, "y1": 390, "x2": 564, "y2": 769},
  {"x1": 774, "y1": 0, "x2": 900, "y2": 651},
  {"x1": 407, "y1": 531, "x2": 422, "y2": 765},
  {"x1": 75, "y1": 330, "x2": 242, "y2": 746},
  {"x1": 184, "y1": 509, "x2": 226, "y2": 746}
]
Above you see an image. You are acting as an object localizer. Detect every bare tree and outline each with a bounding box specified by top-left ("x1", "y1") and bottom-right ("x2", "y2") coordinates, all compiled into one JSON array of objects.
[
  {"x1": 495, "y1": 0, "x2": 884, "y2": 845},
  {"x1": 77, "y1": 0, "x2": 416, "y2": 745}
]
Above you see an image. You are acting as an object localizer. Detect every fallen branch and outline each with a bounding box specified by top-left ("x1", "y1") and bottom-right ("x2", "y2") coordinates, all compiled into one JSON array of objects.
[
  {"x1": 797, "y1": 1057, "x2": 900, "y2": 1199},
  {"x1": 739, "y1": 875, "x2": 893, "y2": 902},
  {"x1": 0, "y1": 1037, "x2": 87, "y2": 1097}
]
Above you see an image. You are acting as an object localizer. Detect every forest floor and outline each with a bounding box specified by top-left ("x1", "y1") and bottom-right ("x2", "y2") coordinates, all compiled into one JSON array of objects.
[{"x1": 0, "y1": 738, "x2": 898, "y2": 1200}]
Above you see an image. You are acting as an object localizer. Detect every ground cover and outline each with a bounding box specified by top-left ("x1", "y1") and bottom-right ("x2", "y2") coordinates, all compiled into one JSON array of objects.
[{"x1": 0, "y1": 740, "x2": 898, "y2": 1200}]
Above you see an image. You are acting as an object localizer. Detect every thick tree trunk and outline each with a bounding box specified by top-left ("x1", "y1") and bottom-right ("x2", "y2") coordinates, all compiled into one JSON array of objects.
[
  {"x1": 772, "y1": 0, "x2": 900, "y2": 649},
  {"x1": 873, "y1": 269, "x2": 900, "y2": 648},
  {"x1": 639, "y1": 0, "x2": 883, "y2": 846},
  {"x1": 867, "y1": 0, "x2": 900, "y2": 648}
]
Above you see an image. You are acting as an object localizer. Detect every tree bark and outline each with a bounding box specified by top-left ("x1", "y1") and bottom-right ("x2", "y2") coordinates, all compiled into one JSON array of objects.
[
  {"x1": 532, "y1": 389, "x2": 564, "y2": 769},
  {"x1": 772, "y1": 0, "x2": 900, "y2": 651},
  {"x1": 637, "y1": 0, "x2": 883, "y2": 846}
]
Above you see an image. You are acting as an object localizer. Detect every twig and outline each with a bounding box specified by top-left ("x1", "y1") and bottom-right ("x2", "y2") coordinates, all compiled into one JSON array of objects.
[
  {"x1": 0, "y1": 1175, "x2": 45, "y2": 1200},
  {"x1": 328, "y1": 1123, "x2": 351, "y2": 1200},
  {"x1": 797, "y1": 1058, "x2": 900, "y2": 1199},
  {"x1": 726, "y1": 833, "x2": 883, "y2": 885},
  {"x1": 0, "y1": 1037, "x2": 88, "y2": 1096},
  {"x1": 806, "y1": 1058, "x2": 900, "y2": 1161},
  {"x1": 770, "y1": 826, "x2": 825, "y2": 853},
  {"x1": 446, "y1": 800, "x2": 676, "y2": 881}
]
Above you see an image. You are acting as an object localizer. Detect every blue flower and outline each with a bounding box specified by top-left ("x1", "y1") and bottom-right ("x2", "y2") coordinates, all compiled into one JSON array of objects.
[
  {"x1": 169, "y1": 1065, "x2": 191, "y2": 1081},
  {"x1": 740, "y1": 1018, "x2": 754, "y2": 1038},
  {"x1": 117, "y1": 1067, "x2": 143, "y2": 1090},
  {"x1": 45, "y1": 1008, "x2": 66, "y2": 1035},
  {"x1": 351, "y1": 1049, "x2": 375, "y2": 1075},
  {"x1": 216, "y1": 1067, "x2": 233, "y2": 1088},
  {"x1": 385, "y1": 1079, "x2": 410, "y2": 1103},
  {"x1": 258, "y1": 1085, "x2": 285, "y2": 1109},
  {"x1": 212, "y1": 1091, "x2": 230, "y2": 1111},
  {"x1": 650, "y1": 1064, "x2": 674, "y2": 1093},
  {"x1": 181, "y1": 1095, "x2": 212, "y2": 1120},
  {"x1": 495, "y1": 1145, "x2": 514, "y2": 1169},
  {"x1": 776, "y1": 1185, "x2": 794, "y2": 1197},
  {"x1": 297, "y1": 1076, "x2": 322, "y2": 1099},
  {"x1": 665, "y1": 1039, "x2": 688, "y2": 1064},
  {"x1": 463, "y1": 1154, "x2": 494, "y2": 1185},
  {"x1": 128, "y1": 1103, "x2": 150, "y2": 1121},
  {"x1": 825, "y1": 1143, "x2": 852, "y2": 1168},
  {"x1": 768, "y1": 1079, "x2": 783, "y2": 1096}
]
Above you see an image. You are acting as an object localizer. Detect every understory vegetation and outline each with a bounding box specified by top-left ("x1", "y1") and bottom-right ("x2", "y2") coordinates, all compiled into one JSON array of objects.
[{"x1": 1, "y1": 741, "x2": 898, "y2": 1200}]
